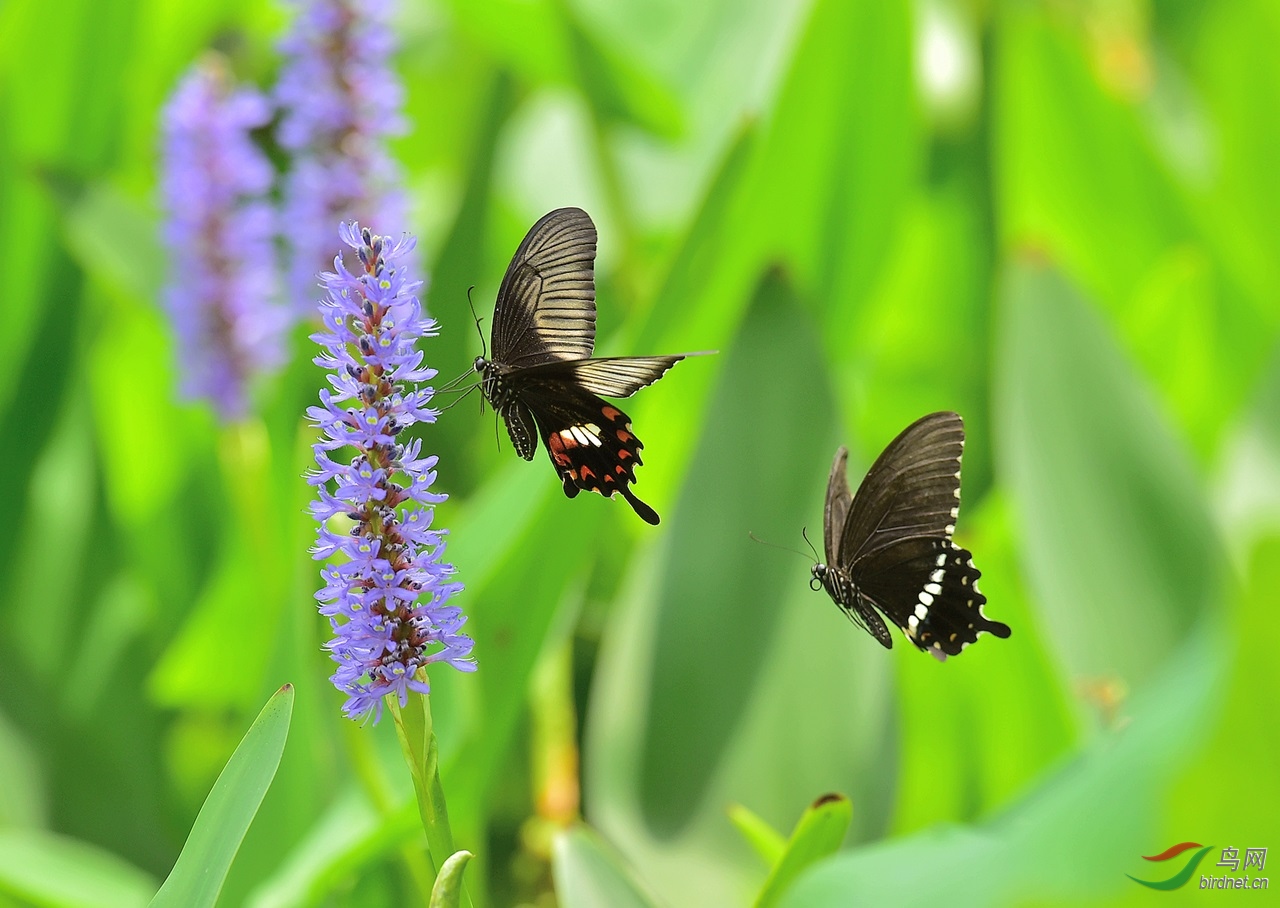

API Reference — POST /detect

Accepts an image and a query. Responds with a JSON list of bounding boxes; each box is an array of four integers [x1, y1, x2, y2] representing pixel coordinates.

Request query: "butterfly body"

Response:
[[815, 411, 1011, 659], [475, 207, 697, 525]]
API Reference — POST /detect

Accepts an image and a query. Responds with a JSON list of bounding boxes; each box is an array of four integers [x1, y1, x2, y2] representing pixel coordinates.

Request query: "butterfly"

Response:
[[810, 411, 1011, 659], [473, 207, 701, 525]]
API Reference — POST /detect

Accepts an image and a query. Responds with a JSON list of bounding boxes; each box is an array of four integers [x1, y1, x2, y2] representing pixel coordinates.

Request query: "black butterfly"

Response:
[[473, 207, 698, 525], [810, 411, 1011, 659]]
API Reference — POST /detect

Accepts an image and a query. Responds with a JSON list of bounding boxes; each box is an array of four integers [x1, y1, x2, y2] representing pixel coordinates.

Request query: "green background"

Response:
[[1, 0, 1277, 905]]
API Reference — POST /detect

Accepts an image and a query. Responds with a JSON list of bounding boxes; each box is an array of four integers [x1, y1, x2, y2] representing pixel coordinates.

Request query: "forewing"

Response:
[[516, 355, 686, 398], [521, 382, 660, 524], [838, 412, 965, 568], [822, 447, 853, 567], [492, 207, 598, 368]]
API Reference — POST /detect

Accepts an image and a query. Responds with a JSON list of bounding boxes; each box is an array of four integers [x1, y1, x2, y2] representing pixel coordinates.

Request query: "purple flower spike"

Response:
[[276, 0, 413, 314], [160, 57, 286, 420], [308, 224, 473, 723]]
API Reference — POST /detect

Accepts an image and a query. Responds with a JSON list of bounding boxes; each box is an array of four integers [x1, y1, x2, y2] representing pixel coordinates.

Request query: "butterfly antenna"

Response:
[[748, 531, 818, 564], [800, 526, 821, 562], [436, 382, 482, 413], [438, 368, 479, 392], [466, 285, 487, 360]]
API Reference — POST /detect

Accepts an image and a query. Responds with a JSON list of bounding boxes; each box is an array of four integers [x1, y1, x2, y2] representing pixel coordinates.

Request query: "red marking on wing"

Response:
[[601, 405, 622, 421], [617, 448, 632, 460], [616, 429, 633, 443], [547, 432, 571, 466], [579, 465, 596, 481]]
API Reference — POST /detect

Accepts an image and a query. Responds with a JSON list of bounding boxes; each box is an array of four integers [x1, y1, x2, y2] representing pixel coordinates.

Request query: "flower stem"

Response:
[[389, 685, 472, 907]]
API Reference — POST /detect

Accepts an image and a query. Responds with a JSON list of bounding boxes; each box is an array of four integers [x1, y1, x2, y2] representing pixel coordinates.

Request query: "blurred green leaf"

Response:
[[0, 710, 46, 828], [995, 260, 1223, 687], [754, 0, 919, 308], [753, 794, 851, 908], [640, 267, 837, 834], [151, 684, 295, 908], [552, 826, 659, 908], [559, 3, 683, 140], [62, 181, 163, 302], [728, 804, 786, 867], [778, 623, 1229, 908], [0, 828, 156, 908], [890, 494, 1075, 834]]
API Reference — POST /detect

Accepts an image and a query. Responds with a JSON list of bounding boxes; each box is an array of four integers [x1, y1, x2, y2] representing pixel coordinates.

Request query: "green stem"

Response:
[[343, 721, 436, 901], [390, 686, 473, 908]]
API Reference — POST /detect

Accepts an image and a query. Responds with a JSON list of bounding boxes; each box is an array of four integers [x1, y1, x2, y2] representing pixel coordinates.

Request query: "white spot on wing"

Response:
[[930, 568, 945, 584], [924, 582, 942, 596]]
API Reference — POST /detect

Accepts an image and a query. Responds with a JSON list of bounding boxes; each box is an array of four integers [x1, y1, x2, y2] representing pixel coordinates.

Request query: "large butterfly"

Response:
[[811, 411, 1011, 659], [473, 207, 698, 525]]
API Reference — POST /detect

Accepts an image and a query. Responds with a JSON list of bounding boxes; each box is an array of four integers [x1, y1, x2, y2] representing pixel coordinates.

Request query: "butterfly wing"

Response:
[[518, 380, 660, 525], [838, 412, 1010, 657], [491, 207, 598, 368], [822, 446, 853, 567], [515, 355, 688, 398]]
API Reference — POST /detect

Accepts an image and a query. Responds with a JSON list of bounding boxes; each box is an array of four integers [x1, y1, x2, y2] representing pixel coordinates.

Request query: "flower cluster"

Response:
[[308, 224, 473, 722], [276, 0, 412, 314], [160, 58, 285, 420]]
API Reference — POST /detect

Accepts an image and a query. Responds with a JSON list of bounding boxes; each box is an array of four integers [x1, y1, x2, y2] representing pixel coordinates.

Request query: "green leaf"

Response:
[[552, 826, 658, 908], [389, 693, 457, 879], [778, 623, 1230, 907], [61, 180, 162, 302], [728, 804, 787, 867], [754, 794, 852, 908], [429, 851, 474, 908], [0, 828, 156, 908], [150, 684, 295, 908], [640, 267, 838, 835], [994, 260, 1223, 687]]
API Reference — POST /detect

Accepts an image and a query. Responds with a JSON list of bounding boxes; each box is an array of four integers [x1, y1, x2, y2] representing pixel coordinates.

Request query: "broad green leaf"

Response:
[[889, 494, 1075, 834], [442, 463, 603, 848], [640, 268, 838, 834], [994, 4, 1277, 452], [754, 794, 851, 908], [754, 0, 919, 309], [61, 181, 162, 302], [995, 261, 1222, 688], [0, 710, 44, 828], [151, 684, 295, 908], [0, 828, 155, 908], [552, 826, 659, 908], [779, 623, 1229, 907]]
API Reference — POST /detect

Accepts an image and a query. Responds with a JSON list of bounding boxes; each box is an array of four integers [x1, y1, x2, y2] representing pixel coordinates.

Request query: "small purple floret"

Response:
[[308, 224, 474, 723]]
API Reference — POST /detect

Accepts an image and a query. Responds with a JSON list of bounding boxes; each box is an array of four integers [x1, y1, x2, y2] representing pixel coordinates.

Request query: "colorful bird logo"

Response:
[[1127, 842, 1214, 890]]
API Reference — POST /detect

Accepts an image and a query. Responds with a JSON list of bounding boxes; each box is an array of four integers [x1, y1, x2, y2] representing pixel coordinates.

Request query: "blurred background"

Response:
[[1, 0, 1278, 905]]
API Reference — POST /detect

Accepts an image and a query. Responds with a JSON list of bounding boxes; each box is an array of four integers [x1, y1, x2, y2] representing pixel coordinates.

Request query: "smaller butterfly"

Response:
[[473, 207, 708, 524], [811, 411, 1011, 659]]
